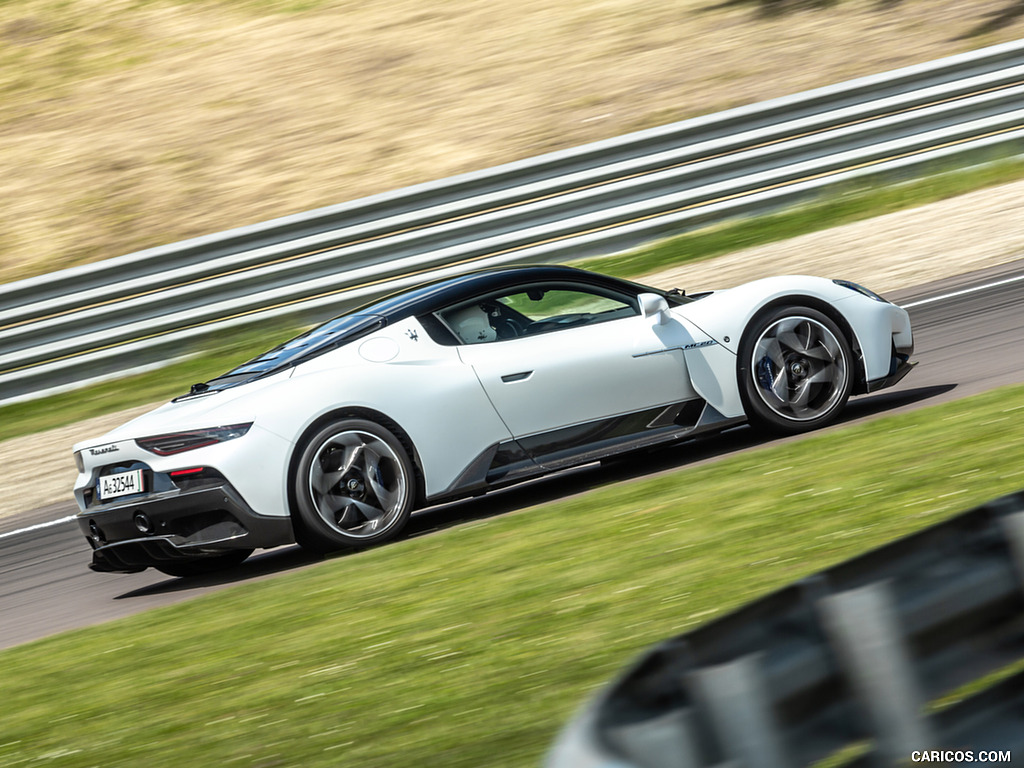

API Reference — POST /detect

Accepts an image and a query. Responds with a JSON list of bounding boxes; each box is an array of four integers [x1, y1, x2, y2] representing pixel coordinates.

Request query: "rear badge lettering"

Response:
[[89, 445, 120, 456]]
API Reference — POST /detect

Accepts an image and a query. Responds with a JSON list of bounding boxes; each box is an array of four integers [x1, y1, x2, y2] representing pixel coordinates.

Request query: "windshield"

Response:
[[177, 314, 385, 399]]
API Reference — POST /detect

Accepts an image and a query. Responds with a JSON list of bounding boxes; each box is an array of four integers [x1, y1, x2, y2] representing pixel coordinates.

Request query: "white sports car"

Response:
[[72, 265, 914, 576]]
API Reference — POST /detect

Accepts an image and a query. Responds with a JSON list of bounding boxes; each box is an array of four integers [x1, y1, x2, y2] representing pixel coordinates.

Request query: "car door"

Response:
[[439, 282, 710, 464]]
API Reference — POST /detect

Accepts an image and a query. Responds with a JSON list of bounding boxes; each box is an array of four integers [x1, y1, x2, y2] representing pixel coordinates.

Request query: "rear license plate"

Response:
[[98, 469, 144, 500]]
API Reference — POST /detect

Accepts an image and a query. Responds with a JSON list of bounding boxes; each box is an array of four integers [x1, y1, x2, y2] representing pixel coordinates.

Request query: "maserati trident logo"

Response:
[[89, 444, 120, 456]]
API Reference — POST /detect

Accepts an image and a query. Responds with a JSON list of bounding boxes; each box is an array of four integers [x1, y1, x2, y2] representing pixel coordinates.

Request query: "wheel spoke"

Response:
[[320, 491, 349, 515], [311, 464, 346, 494], [792, 379, 814, 413], [354, 499, 385, 521], [775, 329, 805, 354], [762, 338, 787, 369], [770, 364, 789, 401], [807, 363, 837, 386], [340, 443, 364, 476], [802, 344, 834, 362], [335, 501, 363, 528], [345, 498, 385, 522], [367, 472, 399, 513], [363, 445, 402, 513], [323, 495, 386, 526]]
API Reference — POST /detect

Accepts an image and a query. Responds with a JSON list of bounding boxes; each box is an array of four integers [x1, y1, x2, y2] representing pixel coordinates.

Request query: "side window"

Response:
[[438, 284, 639, 344], [497, 289, 626, 321]]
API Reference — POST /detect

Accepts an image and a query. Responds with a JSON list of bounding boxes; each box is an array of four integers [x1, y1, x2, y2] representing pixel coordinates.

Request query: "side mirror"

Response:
[[638, 293, 670, 325]]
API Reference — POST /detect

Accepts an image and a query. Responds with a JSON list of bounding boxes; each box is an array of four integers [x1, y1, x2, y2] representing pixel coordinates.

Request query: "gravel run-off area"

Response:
[[3, 178, 1024, 521]]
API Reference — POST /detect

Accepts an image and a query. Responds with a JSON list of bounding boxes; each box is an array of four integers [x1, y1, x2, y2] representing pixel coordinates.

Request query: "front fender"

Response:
[[673, 276, 854, 354], [672, 275, 908, 406]]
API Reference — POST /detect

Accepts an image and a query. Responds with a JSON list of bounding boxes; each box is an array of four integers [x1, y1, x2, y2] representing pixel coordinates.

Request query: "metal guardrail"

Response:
[[4, 40, 1024, 404], [545, 491, 1024, 768]]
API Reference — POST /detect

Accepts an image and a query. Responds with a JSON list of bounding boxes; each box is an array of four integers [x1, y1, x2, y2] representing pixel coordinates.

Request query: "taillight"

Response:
[[135, 423, 252, 456], [169, 467, 207, 478]]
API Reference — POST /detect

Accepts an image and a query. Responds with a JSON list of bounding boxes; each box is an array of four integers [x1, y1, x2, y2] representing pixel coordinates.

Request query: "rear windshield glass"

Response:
[[177, 314, 385, 399]]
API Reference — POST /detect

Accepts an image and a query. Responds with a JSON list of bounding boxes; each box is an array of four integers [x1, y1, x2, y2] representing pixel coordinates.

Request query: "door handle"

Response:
[[500, 371, 533, 383]]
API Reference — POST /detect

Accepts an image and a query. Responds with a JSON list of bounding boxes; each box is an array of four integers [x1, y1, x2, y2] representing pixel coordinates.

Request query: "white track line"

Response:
[[2, 272, 1022, 541], [0, 515, 76, 540], [902, 272, 1024, 308]]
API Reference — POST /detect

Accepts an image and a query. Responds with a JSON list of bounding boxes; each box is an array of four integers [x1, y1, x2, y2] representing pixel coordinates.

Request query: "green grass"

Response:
[[1, 384, 1023, 768], [578, 152, 1024, 279]]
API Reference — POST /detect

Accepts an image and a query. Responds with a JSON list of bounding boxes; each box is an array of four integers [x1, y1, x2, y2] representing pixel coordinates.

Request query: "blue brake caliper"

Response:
[[756, 356, 776, 392]]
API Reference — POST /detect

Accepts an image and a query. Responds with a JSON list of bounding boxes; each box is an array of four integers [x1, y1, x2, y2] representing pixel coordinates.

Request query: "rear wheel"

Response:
[[738, 306, 853, 435], [153, 548, 253, 578], [292, 418, 416, 554]]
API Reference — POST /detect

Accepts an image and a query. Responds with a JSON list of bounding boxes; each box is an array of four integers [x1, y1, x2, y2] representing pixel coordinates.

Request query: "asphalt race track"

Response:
[[1, 261, 1022, 650]]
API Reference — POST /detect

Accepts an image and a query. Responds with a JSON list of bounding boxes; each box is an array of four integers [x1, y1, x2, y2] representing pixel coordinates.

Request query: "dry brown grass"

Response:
[[2, 0, 1024, 285]]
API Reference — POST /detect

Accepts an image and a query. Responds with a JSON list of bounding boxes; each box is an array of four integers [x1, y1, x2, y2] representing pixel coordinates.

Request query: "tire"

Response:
[[153, 548, 253, 578], [292, 418, 416, 554], [737, 306, 853, 435]]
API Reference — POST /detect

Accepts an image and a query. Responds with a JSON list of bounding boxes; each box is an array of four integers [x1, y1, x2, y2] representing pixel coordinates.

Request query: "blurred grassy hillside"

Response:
[[3, 0, 1024, 284]]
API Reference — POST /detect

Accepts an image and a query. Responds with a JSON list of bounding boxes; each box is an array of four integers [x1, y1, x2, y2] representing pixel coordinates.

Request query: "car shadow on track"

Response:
[[118, 383, 956, 598], [843, 383, 957, 419], [115, 546, 324, 598]]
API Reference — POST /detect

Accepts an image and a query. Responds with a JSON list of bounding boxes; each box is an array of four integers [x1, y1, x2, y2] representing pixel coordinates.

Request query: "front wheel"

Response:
[[292, 418, 416, 554], [738, 306, 853, 435]]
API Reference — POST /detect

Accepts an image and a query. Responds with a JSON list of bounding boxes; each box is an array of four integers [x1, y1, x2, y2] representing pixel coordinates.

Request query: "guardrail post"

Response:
[[688, 653, 791, 768], [818, 581, 932, 764], [999, 508, 1024, 593], [608, 707, 706, 768]]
